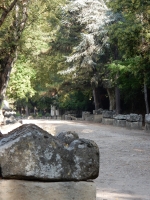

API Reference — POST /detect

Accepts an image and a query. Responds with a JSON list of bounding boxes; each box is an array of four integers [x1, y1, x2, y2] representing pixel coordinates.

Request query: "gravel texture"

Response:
[[1, 119, 150, 200]]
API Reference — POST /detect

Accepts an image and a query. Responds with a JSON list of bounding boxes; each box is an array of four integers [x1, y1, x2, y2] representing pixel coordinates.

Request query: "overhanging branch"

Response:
[[0, 0, 18, 27]]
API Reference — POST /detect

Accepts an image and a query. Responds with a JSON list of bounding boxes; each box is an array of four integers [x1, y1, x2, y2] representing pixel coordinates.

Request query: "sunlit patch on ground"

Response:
[[96, 189, 145, 200]]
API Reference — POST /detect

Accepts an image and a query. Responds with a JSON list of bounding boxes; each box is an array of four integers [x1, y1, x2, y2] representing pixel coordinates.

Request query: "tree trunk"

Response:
[[107, 88, 115, 111], [144, 82, 149, 114], [115, 86, 121, 114], [0, 0, 18, 27], [0, 56, 16, 109], [54, 106, 56, 118], [25, 105, 29, 117], [93, 87, 99, 110], [0, 0, 29, 107]]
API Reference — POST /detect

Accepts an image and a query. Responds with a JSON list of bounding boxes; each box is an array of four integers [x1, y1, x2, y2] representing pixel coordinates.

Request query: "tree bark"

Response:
[[107, 88, 115, 111], [93, 87, 99, 110], [0, 56, 16, 109], [25, 105, 29, 117], [0, 0, 18, 27], [115, 86, 121, 114], [144, 82, 149, 114], [0, 0, 29, 108]]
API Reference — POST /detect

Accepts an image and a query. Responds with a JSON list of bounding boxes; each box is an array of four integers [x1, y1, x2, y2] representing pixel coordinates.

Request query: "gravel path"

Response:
[[1, 119, 150, 200]]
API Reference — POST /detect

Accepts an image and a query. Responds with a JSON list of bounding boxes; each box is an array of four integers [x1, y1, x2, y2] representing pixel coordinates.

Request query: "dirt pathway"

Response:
[[1, 119, 150, 200]]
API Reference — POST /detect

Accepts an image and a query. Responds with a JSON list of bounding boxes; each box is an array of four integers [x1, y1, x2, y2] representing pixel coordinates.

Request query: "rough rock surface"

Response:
[[4, 115, 17, 125], [102, 110, 115, 118], [82, 112, 91, 120], [126, 113, 142, 122], [56, 131, 79, 145], [113, 119, 126, 127], [113, 114, 127, 120], [0, 124, 99, 181], [93, 108, 103, 115], [145, 114, 150, 123], [0, 180, 96, 200]]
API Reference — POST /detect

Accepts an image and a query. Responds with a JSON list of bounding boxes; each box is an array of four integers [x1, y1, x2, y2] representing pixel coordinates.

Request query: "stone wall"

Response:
[[81, 110, 144, 131]]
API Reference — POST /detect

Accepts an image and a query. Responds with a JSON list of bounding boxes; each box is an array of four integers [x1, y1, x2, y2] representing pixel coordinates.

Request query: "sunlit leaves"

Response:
[[7, 55, 36, 101]]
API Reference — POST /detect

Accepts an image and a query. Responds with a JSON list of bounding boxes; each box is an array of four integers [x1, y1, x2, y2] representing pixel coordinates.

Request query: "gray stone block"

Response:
[[113, 114, 127, 120], [0, 180, 96, 200], [145, 114, 150, 123], [0, 124, 99, 181], [126, 121, 143, 130], [93, 109, 103, 115], [93, 114, 102, 123], [82, 112, 91, 120], [57, 116, 62, 120], [85, 114, 94, 121], [102, 118, 113, 125], [65, 115, 71, 120], [113, 119, 126, 127], [126, 114, 142, 122], [145, 123, 150, 132], [102, 110, 115, 119], [4, 116, 17, 125]]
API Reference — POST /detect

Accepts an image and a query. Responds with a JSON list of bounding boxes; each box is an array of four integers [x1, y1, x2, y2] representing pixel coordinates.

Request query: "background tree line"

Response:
[[0, 0, 150, 116]]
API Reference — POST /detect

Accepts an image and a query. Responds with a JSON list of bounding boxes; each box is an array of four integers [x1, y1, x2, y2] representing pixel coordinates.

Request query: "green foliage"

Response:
[[58, 90, 92, 111], [108, 0, 150, 58], [7, 55, 36, 101], [0, 0, 149, 114]]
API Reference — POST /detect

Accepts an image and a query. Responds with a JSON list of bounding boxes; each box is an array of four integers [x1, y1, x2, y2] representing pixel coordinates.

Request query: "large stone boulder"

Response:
[[0, 124, 99, 181]]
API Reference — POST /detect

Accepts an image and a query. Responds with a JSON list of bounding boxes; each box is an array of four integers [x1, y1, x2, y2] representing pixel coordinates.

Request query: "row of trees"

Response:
[[0, 0, 150, 115]]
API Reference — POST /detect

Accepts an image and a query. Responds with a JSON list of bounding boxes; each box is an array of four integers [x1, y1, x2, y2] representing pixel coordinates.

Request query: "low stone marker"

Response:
[[113, 114, 127, 127], [3, 115, 17, 125], [126, 113, 143, 130], [82, 112, 94, 121], [0, 124, 99, 200], [93, 114, 102, 123], [145, 114, 150, 132], [102, 110, 115, 125]]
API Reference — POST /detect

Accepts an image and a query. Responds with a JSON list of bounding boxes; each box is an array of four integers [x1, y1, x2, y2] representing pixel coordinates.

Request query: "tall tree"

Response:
[[62, 0, 120, 110], [0, 0, 66, 111], [108, 0, 150, 113], [0, 0, 29, 109]]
